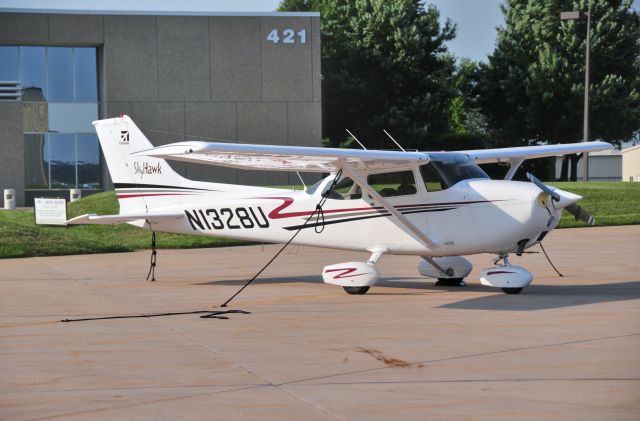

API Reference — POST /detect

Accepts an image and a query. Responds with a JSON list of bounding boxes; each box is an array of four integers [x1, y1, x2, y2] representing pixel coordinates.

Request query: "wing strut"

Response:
[[339, 161, 441, 251], [504, 159, 524, 180]]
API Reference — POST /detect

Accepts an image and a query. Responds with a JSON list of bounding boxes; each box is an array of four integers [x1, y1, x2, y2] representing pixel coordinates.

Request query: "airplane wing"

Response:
[[131, 141, 430, 172], [67, 211, 184, 225], [132, 140, 613, 170], [462, 141, 613, 164]]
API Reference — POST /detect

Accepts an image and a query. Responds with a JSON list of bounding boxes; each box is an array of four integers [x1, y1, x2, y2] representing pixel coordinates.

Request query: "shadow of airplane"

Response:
[[192, 275, 424, 286], [439, 280, 640, 311], [194, 275, 640, 311]]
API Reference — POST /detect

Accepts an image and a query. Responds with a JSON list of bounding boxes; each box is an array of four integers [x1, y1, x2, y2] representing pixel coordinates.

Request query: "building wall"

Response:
[[577, 155, 622, 181], [555, 155, 622, 181], [0, 102, 24, 206], [622, 146, 640, 182], [0, 11, 322, 206]]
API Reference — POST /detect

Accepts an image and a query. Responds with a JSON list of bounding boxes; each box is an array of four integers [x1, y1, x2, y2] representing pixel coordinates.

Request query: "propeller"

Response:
[[526, 173, 595, 225], [565, 203, 595, 225], [526, 172, 560, 201]]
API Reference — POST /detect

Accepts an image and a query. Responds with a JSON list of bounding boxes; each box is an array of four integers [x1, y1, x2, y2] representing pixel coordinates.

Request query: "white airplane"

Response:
[[69, 115, 612, 295]]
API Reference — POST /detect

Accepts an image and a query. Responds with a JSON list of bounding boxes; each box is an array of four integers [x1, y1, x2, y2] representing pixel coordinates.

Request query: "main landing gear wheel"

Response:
[[501, 287, 523, 294], [343, 286, 370, 295], [435, 278, 467, 287]]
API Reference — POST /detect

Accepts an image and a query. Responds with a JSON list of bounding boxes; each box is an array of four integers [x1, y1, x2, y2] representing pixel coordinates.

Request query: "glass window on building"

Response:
[[75, 48, 98, 103], [47, 47, 74, 102], [24, 134, 48, 189], [77, 134, 101, 189], [49, 134, 76, 188], [20, 47, 47, 99], [0, 46, 19, 81], [14, 45, 102, 193], [24, 133, 101, 190]]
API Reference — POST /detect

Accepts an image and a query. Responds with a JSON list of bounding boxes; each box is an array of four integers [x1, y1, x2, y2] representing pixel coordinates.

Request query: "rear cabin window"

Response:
[[367, 170, 417, 197]]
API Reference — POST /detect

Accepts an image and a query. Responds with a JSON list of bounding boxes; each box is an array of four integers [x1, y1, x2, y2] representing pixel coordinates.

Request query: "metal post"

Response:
[[582, 10, 591, 182], [561, 9, 593, 182]]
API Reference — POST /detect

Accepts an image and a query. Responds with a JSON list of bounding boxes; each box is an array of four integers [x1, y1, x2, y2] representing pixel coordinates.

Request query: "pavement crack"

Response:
[[291, 378, 640, 385], [277, 332, 640, 386]]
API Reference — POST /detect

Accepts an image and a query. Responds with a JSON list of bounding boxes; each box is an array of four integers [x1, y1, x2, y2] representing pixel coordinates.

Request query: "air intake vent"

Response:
[[0, 81, 22, 101]]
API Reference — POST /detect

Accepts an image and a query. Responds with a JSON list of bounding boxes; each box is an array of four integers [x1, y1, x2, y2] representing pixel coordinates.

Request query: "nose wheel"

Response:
[[343, 286, 370, 295], [480, 253, 533, 294], [435, 278, 467, 287]]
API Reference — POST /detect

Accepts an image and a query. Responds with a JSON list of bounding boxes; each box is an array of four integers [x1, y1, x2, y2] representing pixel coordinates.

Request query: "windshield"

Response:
[[421, 154, 489, 190], [305, 177, 326, 195]]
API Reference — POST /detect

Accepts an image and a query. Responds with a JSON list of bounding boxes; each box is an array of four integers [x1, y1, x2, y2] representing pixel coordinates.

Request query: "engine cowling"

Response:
[[480, 266, 532, 288], [322, 262, 379, 287], [418, 256, 473, 279]]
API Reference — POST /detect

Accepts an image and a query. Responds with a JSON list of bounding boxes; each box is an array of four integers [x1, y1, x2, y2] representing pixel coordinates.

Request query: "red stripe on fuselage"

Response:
[[324, 267, 372, 279], [262, 197, 375, 219]]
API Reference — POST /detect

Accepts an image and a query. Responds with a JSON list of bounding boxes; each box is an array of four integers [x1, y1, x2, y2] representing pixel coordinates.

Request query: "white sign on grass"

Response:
[[34, 198, 67, 226]]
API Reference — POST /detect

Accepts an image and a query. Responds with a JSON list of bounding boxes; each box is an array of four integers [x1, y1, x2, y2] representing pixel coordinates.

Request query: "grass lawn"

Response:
[[549, 182, 640, 228], [0, 192, 248, 258], [0, 182, 638, 258]]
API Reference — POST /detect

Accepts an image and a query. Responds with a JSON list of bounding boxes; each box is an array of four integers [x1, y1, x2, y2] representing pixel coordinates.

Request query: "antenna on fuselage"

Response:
[[383, 129, 406, 152], [295, 172, 307, 189], [345, 129, 367, 150]]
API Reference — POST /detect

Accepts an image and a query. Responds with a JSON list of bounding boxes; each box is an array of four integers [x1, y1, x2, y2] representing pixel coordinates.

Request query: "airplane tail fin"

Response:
[[93, 115, 191, 213]]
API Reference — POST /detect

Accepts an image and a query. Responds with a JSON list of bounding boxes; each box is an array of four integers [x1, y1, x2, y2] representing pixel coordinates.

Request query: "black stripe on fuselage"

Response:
[[312, 204, 458, 222], [283, 207, 457, 231], [114, 183, 216, 191]]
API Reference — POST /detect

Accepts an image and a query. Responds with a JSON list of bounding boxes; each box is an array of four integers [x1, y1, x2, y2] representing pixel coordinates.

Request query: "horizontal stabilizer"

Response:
[[67, 211, 184, 225]]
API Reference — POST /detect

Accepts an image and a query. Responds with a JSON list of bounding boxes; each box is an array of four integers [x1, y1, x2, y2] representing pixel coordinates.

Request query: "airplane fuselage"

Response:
[[126, 178, 558, 257]]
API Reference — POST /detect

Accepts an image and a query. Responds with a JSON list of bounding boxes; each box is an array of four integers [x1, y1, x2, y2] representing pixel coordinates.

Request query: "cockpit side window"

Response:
[[420, 163, 445, 192], [332, 177, 361, 199], [366, 170, 417, 197]]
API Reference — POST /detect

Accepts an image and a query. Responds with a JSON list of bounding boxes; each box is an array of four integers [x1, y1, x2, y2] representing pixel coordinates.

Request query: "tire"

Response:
[[435, 278, 466, 287], [343, 286, 370, 295], [501, 287, 523, 294]]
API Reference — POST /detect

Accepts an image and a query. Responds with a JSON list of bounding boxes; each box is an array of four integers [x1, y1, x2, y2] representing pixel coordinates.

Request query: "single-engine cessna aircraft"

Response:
[[69, 115, 612, 295]]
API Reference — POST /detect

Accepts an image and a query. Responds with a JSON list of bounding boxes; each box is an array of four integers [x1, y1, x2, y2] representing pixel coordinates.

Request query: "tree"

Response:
[[449, 59, 489, 137], [279, 0, 457, 150], [277, 0, 320, 11], [478, 0, 640, 180]]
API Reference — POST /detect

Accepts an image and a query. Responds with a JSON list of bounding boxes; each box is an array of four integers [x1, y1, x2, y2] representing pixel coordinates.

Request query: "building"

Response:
[[622, 144, 640, 182], [555, 149, 622, 181], [0, 8, 321, 207]]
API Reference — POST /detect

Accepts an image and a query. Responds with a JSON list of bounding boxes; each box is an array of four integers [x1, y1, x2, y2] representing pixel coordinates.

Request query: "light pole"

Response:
[[560, 9, 591, 181]]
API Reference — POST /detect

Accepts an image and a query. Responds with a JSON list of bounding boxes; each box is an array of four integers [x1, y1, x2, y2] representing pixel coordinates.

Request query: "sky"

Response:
[[428, 0, 505, 62], [1, 0, 638, 62]]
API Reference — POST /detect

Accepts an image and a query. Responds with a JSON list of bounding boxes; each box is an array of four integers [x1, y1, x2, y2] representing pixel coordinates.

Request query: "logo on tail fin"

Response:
[[133, 162, 162, 178], [120, 131, 130, 144]]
